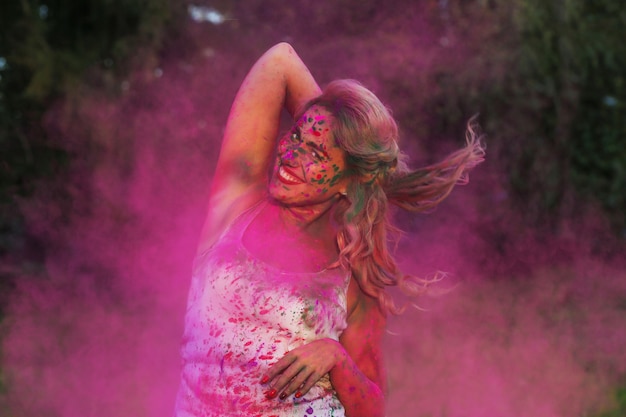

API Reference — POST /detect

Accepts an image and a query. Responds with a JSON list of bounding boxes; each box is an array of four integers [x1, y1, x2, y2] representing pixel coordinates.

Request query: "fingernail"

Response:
[[264, 389, 278, 399], [279, 392, 287, 400], [295, 391, 302, 398], [260, 375, 269, 384]]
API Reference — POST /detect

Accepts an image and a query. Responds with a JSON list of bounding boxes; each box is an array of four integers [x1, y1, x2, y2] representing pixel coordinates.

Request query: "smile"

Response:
[[277, 165, 305, 185]]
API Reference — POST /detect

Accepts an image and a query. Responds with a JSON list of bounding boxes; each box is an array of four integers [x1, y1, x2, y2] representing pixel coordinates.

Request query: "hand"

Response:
[[260, 338, 346, 400]]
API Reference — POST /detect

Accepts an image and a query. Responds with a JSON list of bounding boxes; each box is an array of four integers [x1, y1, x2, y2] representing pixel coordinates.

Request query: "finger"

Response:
[[295, 372, 322, 398], [262, 353, 296, 384], [272, 361, 307, 394], [279, 368, 312, 400]]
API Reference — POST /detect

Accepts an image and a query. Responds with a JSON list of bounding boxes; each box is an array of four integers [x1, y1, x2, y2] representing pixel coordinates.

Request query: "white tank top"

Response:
[[174, 201, 349, 417]]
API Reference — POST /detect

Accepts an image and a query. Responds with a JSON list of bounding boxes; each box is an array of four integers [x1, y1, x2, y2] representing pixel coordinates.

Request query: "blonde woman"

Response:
[[174, 42, 484, 417]]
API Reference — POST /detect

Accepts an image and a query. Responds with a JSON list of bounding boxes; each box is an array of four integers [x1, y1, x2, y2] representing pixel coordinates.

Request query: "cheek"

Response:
[[304, 164, 331, 184], [277, 136, 290, 154], [328, 171, 345, 187]]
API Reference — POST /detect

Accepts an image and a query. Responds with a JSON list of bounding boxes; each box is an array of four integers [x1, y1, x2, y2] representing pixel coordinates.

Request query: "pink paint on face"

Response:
[[268, 105, 349, 207]]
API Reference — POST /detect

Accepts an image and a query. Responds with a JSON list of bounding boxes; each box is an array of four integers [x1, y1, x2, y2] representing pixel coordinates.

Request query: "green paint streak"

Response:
[[347, 187, 365, 222], [329, 173, 342, 186]]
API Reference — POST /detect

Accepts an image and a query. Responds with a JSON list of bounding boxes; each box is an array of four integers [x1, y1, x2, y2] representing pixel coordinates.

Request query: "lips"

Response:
[[277, 165, 305, 185]]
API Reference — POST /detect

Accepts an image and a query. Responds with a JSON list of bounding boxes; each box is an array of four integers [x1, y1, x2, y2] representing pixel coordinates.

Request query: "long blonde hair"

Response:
[[301, 80, 485, 314]]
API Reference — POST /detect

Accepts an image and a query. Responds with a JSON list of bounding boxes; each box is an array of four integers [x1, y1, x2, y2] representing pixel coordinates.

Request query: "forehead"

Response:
[[301, 105, 332, 120], [298, 105, 336, 146]]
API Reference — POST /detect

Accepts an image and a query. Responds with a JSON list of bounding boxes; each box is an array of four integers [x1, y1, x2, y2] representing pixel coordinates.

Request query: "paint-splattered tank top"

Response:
[[174, 201, 349, 417]]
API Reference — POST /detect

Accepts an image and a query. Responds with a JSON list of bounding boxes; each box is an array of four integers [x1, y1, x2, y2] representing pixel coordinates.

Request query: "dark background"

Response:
[[1, 1, 625, 416]]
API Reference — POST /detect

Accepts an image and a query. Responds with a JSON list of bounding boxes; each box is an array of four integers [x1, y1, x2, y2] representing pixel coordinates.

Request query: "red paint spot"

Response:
[[228, 317, 237, 323], [259, 309, 269, 315], [244, 341, 253, 346], [223, 352, 233, 360], [259, 354, 274, 360], [311, 130, 321, 136]]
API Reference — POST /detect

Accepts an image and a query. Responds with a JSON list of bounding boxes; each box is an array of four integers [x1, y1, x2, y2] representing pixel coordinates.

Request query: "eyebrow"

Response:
[[305, 141, 330, 158]]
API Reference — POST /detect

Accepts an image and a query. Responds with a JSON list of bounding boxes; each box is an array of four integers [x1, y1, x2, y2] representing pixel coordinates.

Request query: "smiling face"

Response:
[[268, 105, 350, 207]]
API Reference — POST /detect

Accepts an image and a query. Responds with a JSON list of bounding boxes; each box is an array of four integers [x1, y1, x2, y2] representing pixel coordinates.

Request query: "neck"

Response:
[[244, 198, 343, 273], [270, 198, 340, 237]]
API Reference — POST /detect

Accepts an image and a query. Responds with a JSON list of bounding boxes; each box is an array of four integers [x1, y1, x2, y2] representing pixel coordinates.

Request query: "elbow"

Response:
[[261, 42, 297, 72], [269, 41, 296, 58], [345, 405, 385, 417], [343, 390, 385, 417], [274, 41, 294, 51]]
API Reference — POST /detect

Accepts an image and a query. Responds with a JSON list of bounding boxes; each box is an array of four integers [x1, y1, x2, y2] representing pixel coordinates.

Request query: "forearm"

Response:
[[216, 43, 320, 182], [224, 42, 319, 138], [259, 42, 321, 107], [261, 336, 385, 416], [276, 43, 321, 117], [330, 344, 385, 417]]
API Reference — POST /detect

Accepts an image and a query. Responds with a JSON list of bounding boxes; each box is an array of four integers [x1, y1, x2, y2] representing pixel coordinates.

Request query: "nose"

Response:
[[280, 149, 299, 167]]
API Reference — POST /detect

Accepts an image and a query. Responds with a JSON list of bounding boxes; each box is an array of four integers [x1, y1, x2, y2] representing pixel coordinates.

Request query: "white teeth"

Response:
[[279, 166, 300, 183]]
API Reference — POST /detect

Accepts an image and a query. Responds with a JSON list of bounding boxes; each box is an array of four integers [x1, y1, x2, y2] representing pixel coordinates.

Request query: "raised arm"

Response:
[[198, 43, 321, 252]]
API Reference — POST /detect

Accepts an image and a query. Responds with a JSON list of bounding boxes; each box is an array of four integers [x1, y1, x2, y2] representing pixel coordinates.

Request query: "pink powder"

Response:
[[2, 4, 624, 417]]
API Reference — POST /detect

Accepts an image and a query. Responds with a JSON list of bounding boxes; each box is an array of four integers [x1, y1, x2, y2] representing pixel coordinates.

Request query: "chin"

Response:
[[267, 184, 293, 205], [268, 179, 339, 208], [268, 191, 301, 206]]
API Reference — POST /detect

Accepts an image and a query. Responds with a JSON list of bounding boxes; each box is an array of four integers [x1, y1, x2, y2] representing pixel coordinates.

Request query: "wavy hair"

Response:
[[300, 80, 485, 315]]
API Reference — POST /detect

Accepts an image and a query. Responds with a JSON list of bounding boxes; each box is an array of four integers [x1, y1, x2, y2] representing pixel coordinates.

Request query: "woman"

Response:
[[174, 43, 484, 417]]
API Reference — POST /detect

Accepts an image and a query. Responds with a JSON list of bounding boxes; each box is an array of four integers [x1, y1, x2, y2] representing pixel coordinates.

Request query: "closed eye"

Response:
[[306, 141, 329, 161], [290, 128, 301, 142]]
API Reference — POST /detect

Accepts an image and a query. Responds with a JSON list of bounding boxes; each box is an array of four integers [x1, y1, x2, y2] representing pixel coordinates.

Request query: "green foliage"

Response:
[[594, 382, 626, 417], [0, 0, 176, 245], [0, 4, 178, 412], [516, 0, 626, 230], [427, 0, 626, 232]]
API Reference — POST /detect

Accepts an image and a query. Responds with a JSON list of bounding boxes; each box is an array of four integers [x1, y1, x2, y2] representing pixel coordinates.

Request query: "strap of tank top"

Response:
[[233, 199, 267, 241]]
